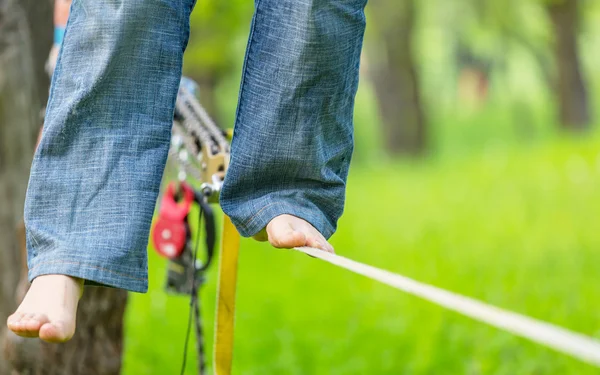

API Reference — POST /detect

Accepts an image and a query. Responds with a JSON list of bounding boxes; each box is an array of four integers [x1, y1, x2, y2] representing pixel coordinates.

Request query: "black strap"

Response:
[[195, 195, 216, 272], [179, 192, 218, 375]]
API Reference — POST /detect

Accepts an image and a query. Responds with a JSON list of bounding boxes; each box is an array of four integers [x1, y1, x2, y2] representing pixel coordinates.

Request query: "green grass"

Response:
[[122, 130, 600, 374]]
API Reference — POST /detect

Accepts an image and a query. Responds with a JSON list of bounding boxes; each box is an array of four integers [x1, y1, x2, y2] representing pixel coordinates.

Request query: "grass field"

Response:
[[121, 126, 600, 374]]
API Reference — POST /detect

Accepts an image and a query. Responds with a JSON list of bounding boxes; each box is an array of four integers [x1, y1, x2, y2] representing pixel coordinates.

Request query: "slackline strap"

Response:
[[213, 237, 600, 373], [293, 246, 600, 368]]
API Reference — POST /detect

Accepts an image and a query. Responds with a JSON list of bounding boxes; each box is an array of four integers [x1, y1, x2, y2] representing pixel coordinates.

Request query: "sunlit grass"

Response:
[[122, 129, 600, 374]]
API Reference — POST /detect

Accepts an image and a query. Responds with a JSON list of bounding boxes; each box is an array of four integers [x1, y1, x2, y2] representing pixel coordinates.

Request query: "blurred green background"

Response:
[[122, 0, 600, 374]]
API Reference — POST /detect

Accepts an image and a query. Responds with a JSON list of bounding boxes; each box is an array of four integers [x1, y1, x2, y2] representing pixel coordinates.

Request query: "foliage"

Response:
[[122, 102, 600, 373], [92, 3, 600, 371], [182, 0, 253, 80], [127, 1, 600, 370]]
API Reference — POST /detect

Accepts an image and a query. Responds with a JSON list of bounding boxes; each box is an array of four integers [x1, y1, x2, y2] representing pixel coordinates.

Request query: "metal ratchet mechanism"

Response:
[[171, 81, 241, 375], [151, 78, 233, 375], [171, 81, 231, 203]]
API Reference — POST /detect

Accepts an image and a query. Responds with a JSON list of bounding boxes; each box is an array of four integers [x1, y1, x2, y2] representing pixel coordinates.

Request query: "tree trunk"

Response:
[[20, 0, 53, 108], [0, 1, 129, 374], [546, 0, 591, 131], [368, 0, 427, 156], [0, 2, 42, 373]]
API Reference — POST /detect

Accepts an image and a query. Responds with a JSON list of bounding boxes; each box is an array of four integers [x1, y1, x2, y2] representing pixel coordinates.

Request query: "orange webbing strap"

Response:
[[213, 215, 241, 375]]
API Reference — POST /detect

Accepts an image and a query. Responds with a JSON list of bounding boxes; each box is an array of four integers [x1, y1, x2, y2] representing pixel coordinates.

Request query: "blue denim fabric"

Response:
[[25, 0, 367, 293], [221, 0, 368, 239]]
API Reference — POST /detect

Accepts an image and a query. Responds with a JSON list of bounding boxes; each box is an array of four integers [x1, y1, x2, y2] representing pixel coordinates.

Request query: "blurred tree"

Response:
[[0, 1, 128, 374], [545, 0, 590, 130], [183, 0, 253, 121], [455, 41, 492, 110], [367, 0, 427, 156], [454, 0, 591, 130], [459, 0, 553, 86], [0, 0, 48, 373]]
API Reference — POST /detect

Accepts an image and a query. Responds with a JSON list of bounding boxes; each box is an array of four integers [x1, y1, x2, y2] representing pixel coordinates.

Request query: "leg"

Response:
[[8, 0, 195, 342], [221, 0, 368, 250]]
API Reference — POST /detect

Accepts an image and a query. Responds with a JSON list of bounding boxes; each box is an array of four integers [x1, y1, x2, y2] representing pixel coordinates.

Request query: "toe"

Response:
[[6, 312, 26, 329], [267, 221, 307, 249], [23, 313, 46, 332], [265, 214, 335, 251], [266, 216, 309, 249], [306, 236, 335, 254], [271, 229, 307, 249], [40, 321, 74, 343], [7, 312, 47, 338], [18, 313, 35, 329]]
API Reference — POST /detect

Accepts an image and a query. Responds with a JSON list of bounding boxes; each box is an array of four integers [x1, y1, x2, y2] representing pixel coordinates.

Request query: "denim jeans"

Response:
[[25, 0, 367, 293]]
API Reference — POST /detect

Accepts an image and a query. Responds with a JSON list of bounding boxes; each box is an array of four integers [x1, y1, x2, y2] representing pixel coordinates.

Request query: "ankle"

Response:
[[31, 274, 84, 297]]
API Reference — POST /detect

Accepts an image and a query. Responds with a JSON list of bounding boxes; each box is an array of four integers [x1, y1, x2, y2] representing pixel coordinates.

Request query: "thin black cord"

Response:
[[195, 291, 207, 374], [180, 205, 204, 375]]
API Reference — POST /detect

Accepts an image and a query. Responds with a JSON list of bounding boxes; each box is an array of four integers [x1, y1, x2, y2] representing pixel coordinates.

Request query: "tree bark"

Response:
[[368, 0, 427, 156], [0, 4, 42, 374], [0, 1, 129, 374], [20, 0, 53, 107], [546, 0, 591, 130]]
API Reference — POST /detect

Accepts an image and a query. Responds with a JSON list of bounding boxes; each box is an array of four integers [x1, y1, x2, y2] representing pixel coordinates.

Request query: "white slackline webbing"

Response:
[[293, 246, 600, 367]]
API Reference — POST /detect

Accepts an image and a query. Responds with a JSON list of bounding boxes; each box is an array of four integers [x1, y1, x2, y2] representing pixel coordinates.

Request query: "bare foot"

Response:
[[6, 275, 84, 343], [253, 214, 335, 253]]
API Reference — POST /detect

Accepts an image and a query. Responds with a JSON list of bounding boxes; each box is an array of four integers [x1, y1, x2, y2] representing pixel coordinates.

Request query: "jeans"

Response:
[[25, 0, 367, 293]]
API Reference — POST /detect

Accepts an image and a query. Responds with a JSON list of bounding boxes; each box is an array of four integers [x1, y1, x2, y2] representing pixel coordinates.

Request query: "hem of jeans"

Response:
[[231, 201, 335, 240], [28, 259, 148, 293]]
